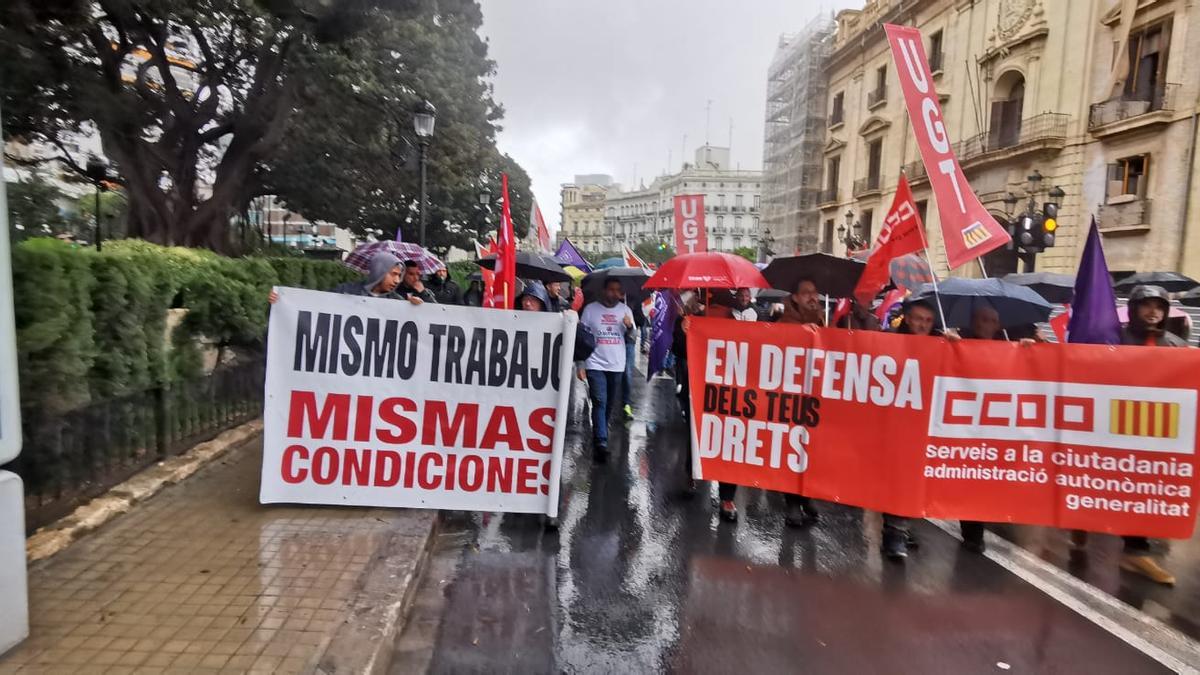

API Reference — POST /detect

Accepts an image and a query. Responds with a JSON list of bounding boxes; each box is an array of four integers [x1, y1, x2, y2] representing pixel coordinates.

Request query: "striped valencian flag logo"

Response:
[[960, 222, 993, 248], [1109, 400, 1181, 439]]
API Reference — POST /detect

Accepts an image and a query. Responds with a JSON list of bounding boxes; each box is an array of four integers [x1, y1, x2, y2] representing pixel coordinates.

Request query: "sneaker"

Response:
[[623, 404, 634, 420], [593, 444, 609, 463], [1120, 554, 1175, 586], [883, 531, 909, 561], [720, 500, 738, 522]]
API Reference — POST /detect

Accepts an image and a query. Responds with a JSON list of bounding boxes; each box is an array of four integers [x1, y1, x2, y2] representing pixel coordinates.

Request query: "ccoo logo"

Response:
[[929, 377, 1196, 454]]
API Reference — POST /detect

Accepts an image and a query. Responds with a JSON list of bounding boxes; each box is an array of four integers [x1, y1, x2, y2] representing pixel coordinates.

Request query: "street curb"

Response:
[[315, 510, 441, 675], [25, 419, 264, 563]]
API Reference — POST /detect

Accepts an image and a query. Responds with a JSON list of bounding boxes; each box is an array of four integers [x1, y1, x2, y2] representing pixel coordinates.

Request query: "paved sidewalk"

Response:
[[0, 436, 435, 674]]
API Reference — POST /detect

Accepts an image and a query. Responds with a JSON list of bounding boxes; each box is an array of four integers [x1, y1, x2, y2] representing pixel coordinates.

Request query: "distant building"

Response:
[[561, 149, 762, 255], [251, 196, 356, 259], [760, 17, 836, 256], [559, 175, 612, 252]]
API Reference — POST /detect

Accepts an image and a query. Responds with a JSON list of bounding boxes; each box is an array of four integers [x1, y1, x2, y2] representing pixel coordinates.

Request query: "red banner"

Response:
[[686, 318, 1200, 538], [885, 24, 1010, 269], [854, 175, 926, 304], [674, 195, 708, 254]]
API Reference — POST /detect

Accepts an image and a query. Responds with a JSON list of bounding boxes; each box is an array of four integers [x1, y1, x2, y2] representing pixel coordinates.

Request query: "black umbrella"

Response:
[[911, 278, 1053, 328], [755, 288, 790, 302], [1113, 271, 1199, 295], [581, 267, 652, 304], [1179, 287, 1200, 307], [477, 251, 572, 283], [1003, 272, 1075, 304], [762, 253, 865, 299]]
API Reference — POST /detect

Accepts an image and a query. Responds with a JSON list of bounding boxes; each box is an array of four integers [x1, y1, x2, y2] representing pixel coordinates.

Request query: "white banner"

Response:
[[261, 288, 578, 517]]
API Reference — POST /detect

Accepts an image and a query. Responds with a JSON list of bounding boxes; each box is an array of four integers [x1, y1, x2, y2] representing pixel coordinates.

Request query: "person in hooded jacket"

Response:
[[517, 280, 552, 312], [428, 264, 462, 305], [1068, 284, 1184, 585], [267, 251, 419, 304]]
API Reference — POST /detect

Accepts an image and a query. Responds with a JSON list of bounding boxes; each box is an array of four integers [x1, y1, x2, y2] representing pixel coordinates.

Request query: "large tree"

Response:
[[1, 0, 520, 252], [265, 0, 530, 251]]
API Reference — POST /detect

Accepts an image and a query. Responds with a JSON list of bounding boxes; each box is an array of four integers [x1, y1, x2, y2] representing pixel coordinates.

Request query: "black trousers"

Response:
[[679, 357, 736, 502]]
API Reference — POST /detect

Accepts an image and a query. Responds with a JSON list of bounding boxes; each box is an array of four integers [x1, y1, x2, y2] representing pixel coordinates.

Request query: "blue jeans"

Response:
[[623, 339, 636, 407], [586, 370, 623, 447]]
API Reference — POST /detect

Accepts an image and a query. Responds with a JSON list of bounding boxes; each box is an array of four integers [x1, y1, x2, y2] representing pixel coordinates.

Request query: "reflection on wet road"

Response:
[[418, 370, 1172, 674]]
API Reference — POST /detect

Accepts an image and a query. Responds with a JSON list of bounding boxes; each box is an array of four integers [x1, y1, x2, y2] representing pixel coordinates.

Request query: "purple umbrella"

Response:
[[343, 241, 442, 275]]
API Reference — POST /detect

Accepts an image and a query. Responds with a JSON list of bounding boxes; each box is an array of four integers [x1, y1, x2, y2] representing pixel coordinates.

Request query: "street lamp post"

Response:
[[85, 156, 110, 251], [413, 99, 437, 247], [837, 209, 866, 255]]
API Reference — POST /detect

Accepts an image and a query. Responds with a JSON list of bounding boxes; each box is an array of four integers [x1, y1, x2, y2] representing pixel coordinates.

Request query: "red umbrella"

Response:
[[644, 252, 770, 290]]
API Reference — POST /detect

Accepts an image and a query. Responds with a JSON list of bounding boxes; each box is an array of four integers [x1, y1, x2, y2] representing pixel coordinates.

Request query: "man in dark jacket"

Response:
[[1092, 284, 1184, 585], [883, 298, 960, 560], [545, 281, 567, 313], [775, 278, 824, 528], [395, 260, 437, 304], [428, 265, 461, 305], [463, 277, 485, 307]]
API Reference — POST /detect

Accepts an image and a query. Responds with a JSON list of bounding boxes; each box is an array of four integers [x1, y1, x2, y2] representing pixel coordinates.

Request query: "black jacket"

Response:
[[428, 277, 461, 305], [396, 282, 437, 304]]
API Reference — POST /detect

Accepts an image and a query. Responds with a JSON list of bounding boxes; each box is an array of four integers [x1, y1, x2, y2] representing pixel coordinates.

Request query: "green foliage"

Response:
[[6, 176, 73, 240], [633, 241, 674, 266], [447, 259, 480, 289], [11, 238, 96, 415], [11, 238, 355, 413], [733, 246, 758, 262], [266, 1, 534, 252]]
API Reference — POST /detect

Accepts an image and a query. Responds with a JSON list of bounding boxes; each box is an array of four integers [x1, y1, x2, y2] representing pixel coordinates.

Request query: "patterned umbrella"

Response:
[[343, 241, 442, 275], [889, 253, 935, 291]]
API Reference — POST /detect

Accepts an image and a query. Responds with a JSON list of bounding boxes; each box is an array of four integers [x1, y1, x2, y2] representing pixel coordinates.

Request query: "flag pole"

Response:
[[908, 172, 949, 334]]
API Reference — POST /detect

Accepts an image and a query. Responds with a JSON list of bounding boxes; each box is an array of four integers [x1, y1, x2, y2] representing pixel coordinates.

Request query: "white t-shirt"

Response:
[[580, 302, 634, 372], [732, 306, 758, 322]]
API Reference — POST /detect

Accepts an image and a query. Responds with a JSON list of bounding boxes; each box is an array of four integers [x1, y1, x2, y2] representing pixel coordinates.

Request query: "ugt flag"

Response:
[[854, 174, 926, 305]]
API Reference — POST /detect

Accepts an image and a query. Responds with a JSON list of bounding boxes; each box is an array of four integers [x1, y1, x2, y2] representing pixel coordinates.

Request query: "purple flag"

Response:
[[554, 238, 593, 274], [647, 291, 678, 380], [1066, 217, 1121, 345], [394, 224, 403, 242]]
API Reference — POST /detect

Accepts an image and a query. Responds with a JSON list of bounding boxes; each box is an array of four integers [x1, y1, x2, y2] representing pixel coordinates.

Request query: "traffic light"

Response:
[[1042, 202, 1058, 249], [1017, 215, 1036, 249]]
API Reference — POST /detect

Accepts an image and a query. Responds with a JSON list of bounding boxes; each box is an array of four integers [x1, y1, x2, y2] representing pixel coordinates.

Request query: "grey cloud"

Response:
[[478, 0, 860, 231]]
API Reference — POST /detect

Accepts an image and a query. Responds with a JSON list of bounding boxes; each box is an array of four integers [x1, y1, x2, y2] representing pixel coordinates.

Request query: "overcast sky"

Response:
[[477, 0, 859, 232]]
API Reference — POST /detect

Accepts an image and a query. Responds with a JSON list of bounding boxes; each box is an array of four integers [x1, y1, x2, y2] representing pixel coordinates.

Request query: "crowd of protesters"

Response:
[[271, 250, 1188, 587]]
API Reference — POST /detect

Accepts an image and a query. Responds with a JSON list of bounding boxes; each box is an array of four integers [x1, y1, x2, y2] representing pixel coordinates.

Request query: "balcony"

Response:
[[853, 175, 882, 198], [955, 113, 1069, 170], [867, 86, 887, 110], [818, 188, 839, 206], [731, 206, 746, 213], [901, 160, 927, 185], [1098, 197, 1152, 234], [1088, 84, 1179, 137]]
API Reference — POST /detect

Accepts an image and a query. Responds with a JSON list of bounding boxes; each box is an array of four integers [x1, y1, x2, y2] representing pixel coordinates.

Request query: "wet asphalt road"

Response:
[[398, 364, 1173, 674]]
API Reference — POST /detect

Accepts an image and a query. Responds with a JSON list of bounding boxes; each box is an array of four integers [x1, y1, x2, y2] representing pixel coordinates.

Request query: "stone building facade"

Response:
[[813, 0, 1200, 278], [559, 176, 611, 253], [561, 147, 763, 254]]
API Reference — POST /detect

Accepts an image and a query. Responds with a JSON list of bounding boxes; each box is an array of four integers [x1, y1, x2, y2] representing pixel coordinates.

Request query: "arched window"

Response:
[[990, 73, 1025, 149]]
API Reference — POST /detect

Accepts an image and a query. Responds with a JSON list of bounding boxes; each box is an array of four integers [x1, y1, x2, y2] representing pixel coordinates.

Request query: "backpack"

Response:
[[573, 323, 597, 362]]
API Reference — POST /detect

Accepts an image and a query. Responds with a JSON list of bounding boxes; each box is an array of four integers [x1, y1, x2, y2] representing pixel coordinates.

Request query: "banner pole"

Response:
[[545, 311, 578, 519]]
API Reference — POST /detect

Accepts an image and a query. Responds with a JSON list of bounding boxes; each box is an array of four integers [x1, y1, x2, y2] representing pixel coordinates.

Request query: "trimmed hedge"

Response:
[[11, 238, 359, 415]]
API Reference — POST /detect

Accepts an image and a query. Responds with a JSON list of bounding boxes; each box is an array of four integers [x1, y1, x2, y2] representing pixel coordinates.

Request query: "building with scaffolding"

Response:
[[760, 16, 836, 256]]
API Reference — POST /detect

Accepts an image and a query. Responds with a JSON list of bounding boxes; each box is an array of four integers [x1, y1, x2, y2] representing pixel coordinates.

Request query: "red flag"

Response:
[[673, 195, 708, 254], [832, 298, 852, 326], [492, 173, 517, 309], [531, 199, 551, 253], [885, 24, 1010, 268], [623, 244, 650, 269], [475, 240, 498, 308], [875, 288, 906, 323], [854, 175, 927, 305], [1050, 305, 1071, 343]]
